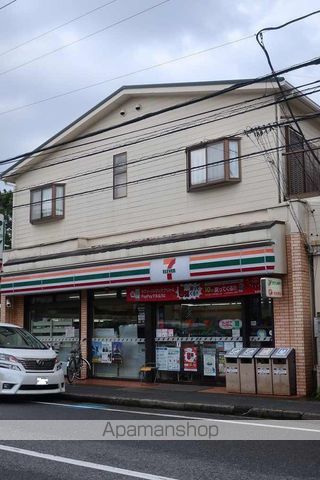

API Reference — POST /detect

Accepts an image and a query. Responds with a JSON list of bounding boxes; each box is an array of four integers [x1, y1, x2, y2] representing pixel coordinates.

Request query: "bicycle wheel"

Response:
[[67, 358, 77, 384], [78, 357, 91, 380], [81, 357, 91, 371]]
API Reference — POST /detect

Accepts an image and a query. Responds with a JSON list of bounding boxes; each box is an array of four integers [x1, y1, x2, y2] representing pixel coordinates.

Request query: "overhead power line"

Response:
[[0, 34, 254, 117], [2, 55, 320, 169], [0, 0, 16, 11], [12, 132, 320, 210], [256, 9, 320, 168], [0, 0, 118, 57], [4, 81, 320, 180], [0, 0, 171, 77], [12, 115, 320, 196]]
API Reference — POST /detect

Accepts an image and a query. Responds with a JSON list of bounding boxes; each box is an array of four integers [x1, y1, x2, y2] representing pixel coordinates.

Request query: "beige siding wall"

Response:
[[11, 90, 281, 251]]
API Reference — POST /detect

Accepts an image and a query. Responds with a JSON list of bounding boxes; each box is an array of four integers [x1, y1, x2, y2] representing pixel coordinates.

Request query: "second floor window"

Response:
[[113, 152, 127, 199], [285, 127, 320, 198], [30, 184, 65, 223], [187, 138, 241, 190]]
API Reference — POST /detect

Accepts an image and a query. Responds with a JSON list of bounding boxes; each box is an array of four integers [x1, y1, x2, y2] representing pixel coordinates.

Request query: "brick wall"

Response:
[[0, 294, 24, 326], [273, 234, 314, 396]]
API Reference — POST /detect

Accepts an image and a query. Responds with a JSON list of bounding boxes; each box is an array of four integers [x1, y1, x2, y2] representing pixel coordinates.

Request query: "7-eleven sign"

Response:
[[150, 256, 190, 283], [162, 258, 176, 280]]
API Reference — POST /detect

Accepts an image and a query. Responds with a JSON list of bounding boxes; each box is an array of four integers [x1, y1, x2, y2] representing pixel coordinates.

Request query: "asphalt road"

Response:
[[0, 396, 319, 480]]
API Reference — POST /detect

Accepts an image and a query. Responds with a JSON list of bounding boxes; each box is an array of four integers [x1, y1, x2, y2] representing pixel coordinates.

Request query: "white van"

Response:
[[0, 323, 65, 395]]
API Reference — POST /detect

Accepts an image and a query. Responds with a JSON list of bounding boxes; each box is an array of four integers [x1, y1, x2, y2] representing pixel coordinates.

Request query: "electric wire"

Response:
[[256, 10, 320, 168], [12, 132, 320, 211], [0, 34, 255, 117], [2, 56, 320, 167], [13, 125, 320, 197], [0, 0, 118, 57], [0, 0, 16, 11], [0, 0, 171, 77], [4, 83, 320, 180]]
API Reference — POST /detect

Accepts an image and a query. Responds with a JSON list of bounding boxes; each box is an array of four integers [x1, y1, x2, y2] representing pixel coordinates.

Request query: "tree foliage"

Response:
[[0, 189, 13, 249]]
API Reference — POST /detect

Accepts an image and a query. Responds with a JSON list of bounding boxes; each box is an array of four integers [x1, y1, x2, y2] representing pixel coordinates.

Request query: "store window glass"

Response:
[[26, 293, 80, 369], [248, 297, 274, 346], [157, 302, 243, 338], [156, 300, 243, 383], [92, 290, 145, 379]]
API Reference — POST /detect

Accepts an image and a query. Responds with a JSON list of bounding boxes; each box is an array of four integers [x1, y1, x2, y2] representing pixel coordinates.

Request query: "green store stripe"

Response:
[[109, 268, 150, 278], [190, 256, 275, 271], [190, 259, 240, 270], [1, 268, 151, 290], [265, 256, 275, 262]]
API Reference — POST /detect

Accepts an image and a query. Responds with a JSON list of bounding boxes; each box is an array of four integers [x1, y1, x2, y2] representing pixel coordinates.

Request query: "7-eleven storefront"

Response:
[[0, 230, 315, 394], [0, 245, 278, 384]]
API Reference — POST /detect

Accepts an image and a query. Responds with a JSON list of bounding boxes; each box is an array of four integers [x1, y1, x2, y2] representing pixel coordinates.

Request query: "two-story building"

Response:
[[1, 79, 320, 395]]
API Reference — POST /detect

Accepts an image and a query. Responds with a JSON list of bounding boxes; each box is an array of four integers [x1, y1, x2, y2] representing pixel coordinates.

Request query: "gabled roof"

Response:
[[1, 77, 296, 181]]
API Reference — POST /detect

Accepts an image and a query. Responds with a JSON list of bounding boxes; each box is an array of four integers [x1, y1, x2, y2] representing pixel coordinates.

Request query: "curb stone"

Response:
[[301, 412, 320, 420], [245, 407, 302, 420], [62, 393, 309, 420]]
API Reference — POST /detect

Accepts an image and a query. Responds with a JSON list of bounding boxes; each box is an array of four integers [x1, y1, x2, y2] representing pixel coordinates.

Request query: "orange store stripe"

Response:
[[4, 261, 151, 283], [190, 248, 273, 262]]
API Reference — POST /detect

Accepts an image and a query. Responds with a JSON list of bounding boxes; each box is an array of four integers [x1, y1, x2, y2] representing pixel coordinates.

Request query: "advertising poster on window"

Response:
[[112, 341, 123, 364], [92, 340, 113, 364], [167, 347, 180, 372], [218, 352, 226, 375], [203, 348, 216, 376], [183, 346, 198, 372], [156, 347, 168, 371], [65, 326, 75, 338], [92, 340, 102, 364], [101, 341, 113, 364]]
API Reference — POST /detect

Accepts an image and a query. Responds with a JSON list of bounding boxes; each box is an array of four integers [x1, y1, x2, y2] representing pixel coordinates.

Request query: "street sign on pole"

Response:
[[260, 277, 282, 298]]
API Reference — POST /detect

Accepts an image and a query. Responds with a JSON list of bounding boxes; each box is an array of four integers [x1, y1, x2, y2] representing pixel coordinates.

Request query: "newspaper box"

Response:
[[239, 348, 259, 394], [225, 347, 243, 393], [255, 348, 275, 395], [271, 348, 296, 395]]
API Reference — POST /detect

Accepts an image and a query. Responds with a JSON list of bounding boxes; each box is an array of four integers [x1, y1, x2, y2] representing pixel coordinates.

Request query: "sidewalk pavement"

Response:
[[63, 379, 320, 420]]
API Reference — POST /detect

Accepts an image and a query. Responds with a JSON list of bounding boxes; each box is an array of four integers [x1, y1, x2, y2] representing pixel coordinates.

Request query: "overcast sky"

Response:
[[0, 0, 319, 174]]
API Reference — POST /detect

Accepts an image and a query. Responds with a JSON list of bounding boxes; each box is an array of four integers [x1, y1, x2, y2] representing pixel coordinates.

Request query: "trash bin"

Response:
[[239, 348, 260, 394], [225, 347, 243, 393], [255, 348, 275, 395], [271, 348, 296, 396]]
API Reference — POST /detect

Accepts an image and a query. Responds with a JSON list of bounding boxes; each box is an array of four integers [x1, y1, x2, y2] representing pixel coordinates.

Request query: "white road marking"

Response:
[[0, 444, 178, 480], [35, 401, 320, 434]]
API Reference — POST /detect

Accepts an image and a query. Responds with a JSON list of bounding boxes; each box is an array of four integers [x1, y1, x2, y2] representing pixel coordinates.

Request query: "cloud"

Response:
[[0, 0, 319, 165]]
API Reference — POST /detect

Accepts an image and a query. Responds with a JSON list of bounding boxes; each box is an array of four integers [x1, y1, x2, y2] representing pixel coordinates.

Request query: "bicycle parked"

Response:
[[66, 338, 91, 384]]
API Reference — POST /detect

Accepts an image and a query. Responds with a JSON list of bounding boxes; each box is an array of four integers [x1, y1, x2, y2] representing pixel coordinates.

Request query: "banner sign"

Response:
[[127, 277, 260, 302], [260, 277, 282, 298], [203, 348, 216, 376], [183, 346, 198, 372]]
